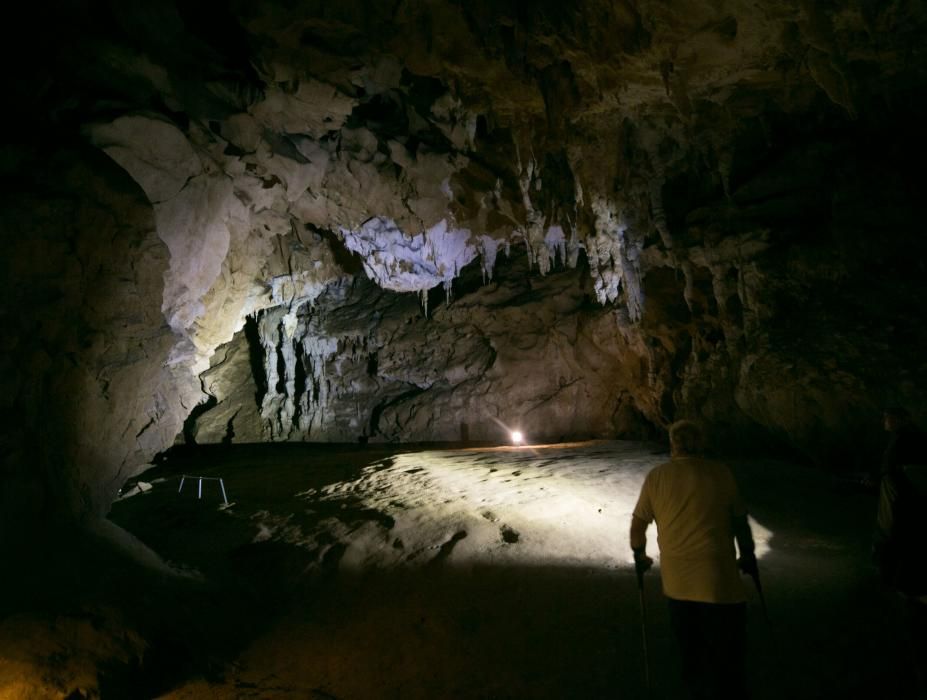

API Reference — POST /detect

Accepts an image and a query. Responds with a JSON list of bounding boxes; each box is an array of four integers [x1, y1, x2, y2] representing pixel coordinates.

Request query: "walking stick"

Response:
[[749, 569, 770, 626], [636, 567, 653, 696]]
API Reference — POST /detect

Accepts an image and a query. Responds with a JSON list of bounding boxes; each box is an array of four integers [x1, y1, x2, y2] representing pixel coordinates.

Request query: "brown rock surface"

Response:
[[2, 3, 927, 697], [2, 0, 926, 527]]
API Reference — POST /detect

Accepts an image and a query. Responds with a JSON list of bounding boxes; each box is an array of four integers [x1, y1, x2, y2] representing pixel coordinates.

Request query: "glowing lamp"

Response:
[[511, 430, 524, 445]]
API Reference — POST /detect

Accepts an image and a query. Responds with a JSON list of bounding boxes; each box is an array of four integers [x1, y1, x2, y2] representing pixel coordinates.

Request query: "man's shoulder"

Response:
[[646, 459, 676, 479]]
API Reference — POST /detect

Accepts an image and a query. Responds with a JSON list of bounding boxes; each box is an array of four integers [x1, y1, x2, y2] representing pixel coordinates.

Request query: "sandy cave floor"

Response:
[[4, 440, 918, 698]]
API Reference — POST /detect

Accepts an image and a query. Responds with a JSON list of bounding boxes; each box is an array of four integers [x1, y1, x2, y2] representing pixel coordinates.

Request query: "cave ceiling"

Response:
[[2, 0, 926, 524]]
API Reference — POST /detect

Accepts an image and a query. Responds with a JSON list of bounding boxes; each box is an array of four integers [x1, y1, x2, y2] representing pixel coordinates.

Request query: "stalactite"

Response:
[[253, 302, 341, 440], [258, 309, 285, 439], [565, 216, 581, 269], [617, 226, 644, 322], [718, 150, 733, 201], [589, 196, 645, 322], [648, 174, 675, 251], [516, 154, 554, 276], [278, 327, 298, 438], [478, 236, 496, 284], [296, 350, 311, 435], [680, 260, 696, 313], [299, 324, 338, 419]]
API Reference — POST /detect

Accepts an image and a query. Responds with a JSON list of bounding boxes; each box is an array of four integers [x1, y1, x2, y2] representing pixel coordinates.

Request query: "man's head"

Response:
[[883, 406, 910, 433], [669, 420, 706, 457]]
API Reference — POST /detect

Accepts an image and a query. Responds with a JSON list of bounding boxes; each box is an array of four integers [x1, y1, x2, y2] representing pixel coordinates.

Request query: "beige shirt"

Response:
[[633, 456, 748, 604]]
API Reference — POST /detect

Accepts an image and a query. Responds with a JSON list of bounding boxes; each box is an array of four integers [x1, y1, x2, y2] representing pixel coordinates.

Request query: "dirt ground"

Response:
[[2, 441, 920, 698]]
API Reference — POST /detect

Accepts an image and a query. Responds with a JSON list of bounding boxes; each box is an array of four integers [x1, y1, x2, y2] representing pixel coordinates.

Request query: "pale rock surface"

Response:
[[190, 326, 265, 445], [89, 115, 202, 203], [340, 217, 478, 294]]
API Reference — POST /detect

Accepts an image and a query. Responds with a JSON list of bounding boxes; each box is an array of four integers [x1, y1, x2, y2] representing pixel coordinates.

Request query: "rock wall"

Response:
[[0, 148, 199, 539], [190, 110, 927, 468], [192, 250, 655, 445], [3, 0, 927, 528]]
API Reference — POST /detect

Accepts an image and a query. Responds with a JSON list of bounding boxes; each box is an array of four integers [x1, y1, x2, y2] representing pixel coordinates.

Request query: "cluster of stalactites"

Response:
[[257, 304, 339, 440], [333, 146, 659, 327], [515, 152, 582, 278], [586, 196, 645, 322]]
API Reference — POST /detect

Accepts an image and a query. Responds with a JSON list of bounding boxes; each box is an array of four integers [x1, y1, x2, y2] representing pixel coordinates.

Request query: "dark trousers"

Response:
[[908, 598, 927, 699], [667, 598, 747, 700]]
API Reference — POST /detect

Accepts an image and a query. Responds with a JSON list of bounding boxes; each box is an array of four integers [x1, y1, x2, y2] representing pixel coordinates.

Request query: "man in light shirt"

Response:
[[630, 420, 756, 699]]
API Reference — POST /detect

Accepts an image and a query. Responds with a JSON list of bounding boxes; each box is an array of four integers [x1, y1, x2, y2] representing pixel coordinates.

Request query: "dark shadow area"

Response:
[[243, 315, 267, 405], [727, 458, 918, 698], [0, 523, 247, 698], [181, 395, 218, 445]]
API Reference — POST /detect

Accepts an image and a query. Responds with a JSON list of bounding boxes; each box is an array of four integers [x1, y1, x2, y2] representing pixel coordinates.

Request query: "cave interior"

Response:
[[1, 0, 926, 697]]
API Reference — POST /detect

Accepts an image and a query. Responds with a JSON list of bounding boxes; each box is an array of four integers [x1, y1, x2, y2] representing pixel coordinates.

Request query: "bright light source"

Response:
[[511, 430, 524, 445]]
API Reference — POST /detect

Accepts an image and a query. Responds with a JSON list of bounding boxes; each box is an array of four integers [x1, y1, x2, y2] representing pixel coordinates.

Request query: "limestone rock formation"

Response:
[[1, 149, 199, 528], [3, 0, 927, 535], [193, 252, 655, 445]]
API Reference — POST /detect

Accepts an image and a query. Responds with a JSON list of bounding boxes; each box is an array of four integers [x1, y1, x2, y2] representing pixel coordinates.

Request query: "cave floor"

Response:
[[96, 442, 919, 697]]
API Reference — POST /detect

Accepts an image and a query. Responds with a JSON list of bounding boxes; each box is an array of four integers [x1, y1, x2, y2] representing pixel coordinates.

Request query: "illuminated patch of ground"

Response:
[[94, 441, 916, 698], [258, 441, 772, 571]]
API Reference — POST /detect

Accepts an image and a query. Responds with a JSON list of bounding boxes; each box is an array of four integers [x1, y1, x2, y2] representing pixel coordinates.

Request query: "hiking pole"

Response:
[[749, 568, 770, 627], [636, 566, 652, 697]]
